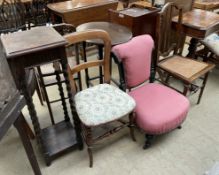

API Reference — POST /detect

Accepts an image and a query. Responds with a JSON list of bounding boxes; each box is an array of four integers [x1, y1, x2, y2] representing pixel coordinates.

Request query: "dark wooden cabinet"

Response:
[[109, 7, 159, 38]]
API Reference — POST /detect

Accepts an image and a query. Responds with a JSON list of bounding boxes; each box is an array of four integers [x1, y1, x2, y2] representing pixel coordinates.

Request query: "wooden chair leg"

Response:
[[35, 78, 44, 106], [129, 113, 136, 142], [14, 113, 41, 175], [197, 73, 209, 104], [87, 147, 93, 168], [183, 83, 190, 96], [143, 134, 155, 149], [165, 74, 171, 84], [157, 68, 166, 83], [84, 126, 93, 168]]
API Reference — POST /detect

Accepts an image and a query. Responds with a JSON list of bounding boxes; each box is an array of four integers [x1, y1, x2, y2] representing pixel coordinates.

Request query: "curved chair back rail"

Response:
[[65, 29, 111, 94]]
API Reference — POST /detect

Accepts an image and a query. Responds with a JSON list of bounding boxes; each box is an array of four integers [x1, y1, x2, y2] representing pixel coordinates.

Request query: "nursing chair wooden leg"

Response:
[[129, 112, 136, 142], [143, 134, 155, 149]]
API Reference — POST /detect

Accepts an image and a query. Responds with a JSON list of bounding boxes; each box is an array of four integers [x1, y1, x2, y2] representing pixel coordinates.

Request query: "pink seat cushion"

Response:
[[112, 35, 154, 88], [129, 83, 189, 134]]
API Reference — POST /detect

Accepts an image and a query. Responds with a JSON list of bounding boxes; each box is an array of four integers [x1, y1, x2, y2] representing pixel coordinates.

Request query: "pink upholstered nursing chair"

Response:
[[112, 35, 190, 149]]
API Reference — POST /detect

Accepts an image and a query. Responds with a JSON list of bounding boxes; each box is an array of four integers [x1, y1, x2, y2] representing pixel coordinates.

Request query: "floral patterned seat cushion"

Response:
[[75, 84, 136, 126], [202, 33, 219, 56]]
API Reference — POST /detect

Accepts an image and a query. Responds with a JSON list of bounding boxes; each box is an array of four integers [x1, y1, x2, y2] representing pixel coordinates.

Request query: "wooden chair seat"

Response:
[[75, 84, 135, 126], [158, 56, 215, 83]]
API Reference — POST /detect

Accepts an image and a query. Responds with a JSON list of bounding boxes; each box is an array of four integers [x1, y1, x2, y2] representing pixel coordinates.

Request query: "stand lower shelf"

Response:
[[41, 120, 78, 166]]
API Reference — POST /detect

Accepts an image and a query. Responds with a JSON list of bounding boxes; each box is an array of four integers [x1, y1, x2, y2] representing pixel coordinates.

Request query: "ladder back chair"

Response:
[[0, 0, 26, 34], [65, 30, 136, 167], [155, 2, 215, 104], [112, 34, 189, 149]]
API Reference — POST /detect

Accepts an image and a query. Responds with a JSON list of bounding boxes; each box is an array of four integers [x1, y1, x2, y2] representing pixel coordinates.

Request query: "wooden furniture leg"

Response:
[[197, 73, 209, 104], [61, 62, 84, 150], [14, 113, 42, 175], [187, 38, 199, 58], [22, 117, 35, 140]]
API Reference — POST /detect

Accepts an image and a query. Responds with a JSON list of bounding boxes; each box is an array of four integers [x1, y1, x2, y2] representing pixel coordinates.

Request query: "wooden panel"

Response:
[[62, 2, 117, 26], [1, 27, 66, 58], [42, 121, 78, 157], [193, 0, 219, 10], [47, 0, 118, 26], [158, 56, 215, 82], [109, 7, 159, 37], [172, 9, 219, 39]]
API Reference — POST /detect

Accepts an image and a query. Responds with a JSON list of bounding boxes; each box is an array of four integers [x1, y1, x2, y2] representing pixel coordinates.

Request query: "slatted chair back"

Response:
[[65, 30, 111, 95], [29, 0, 49, 26], [0, 0, 26, 33], [155, 2, 183, 63], [165, 0, 194, 12]]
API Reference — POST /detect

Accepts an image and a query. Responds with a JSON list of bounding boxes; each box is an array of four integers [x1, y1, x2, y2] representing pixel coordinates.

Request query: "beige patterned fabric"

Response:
[[202, 33, 219, 56], [75, 84, 136, 126]]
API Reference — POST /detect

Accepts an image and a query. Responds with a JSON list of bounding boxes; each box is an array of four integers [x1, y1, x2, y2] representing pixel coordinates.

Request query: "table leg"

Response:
[[61, 62, 84, 150], [187, 38, 199, 58], [54, 65, 70, 122], [22, 117, 35, 140], [20, 74, 49, 163], [14, 113, 42, 175]]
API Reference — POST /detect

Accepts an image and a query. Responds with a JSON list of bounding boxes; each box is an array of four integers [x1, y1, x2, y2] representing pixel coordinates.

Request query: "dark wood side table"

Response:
[[76, 21, 132, 87], [0, 49, 41, 175], [172, 9, 219, 58], [1, 26, 83, 166]]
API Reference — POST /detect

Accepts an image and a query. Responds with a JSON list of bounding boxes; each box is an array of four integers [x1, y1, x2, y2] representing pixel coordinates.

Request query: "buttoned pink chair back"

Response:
[[112, 35, 154, 89]]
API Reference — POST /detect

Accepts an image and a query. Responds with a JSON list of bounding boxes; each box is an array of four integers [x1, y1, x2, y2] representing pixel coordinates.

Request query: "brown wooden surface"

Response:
[[158, 56, 215, 83], [1, 27, 66, 58], [193, 0, 219, 10], [109, 7, 159, 37], [1, 26, 83, 166], [47, 0, 118, 26], [76, 22, 132, 45], [172, 9, 219, 39], [0, 0, 31, 4]]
